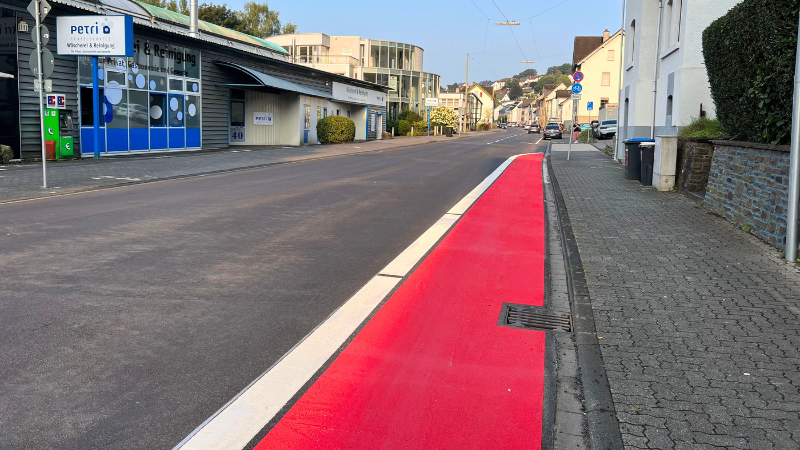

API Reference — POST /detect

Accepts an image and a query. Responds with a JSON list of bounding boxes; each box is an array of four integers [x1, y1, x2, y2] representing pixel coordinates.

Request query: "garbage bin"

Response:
[[446, 127, 453, 137], [639, 141, 656, 185], [623, 138, 655, 180]]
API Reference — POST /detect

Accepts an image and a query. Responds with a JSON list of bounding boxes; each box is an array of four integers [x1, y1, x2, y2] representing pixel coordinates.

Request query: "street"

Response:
[[0, 131, 545, 450]]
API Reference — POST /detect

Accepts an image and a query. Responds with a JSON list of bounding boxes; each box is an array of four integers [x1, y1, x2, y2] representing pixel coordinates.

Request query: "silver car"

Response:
[[597, 120, 617, 139]]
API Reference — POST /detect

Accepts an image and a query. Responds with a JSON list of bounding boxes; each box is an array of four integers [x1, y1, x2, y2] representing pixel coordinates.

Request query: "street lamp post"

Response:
[[786, 7, 800, 262]]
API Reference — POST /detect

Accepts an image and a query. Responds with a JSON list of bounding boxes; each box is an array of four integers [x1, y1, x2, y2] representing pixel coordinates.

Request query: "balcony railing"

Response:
[[293, 55, 359, 66]]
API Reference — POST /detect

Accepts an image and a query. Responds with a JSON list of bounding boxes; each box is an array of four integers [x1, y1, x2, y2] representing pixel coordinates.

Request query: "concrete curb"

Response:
[[546, 143, 624, 450]]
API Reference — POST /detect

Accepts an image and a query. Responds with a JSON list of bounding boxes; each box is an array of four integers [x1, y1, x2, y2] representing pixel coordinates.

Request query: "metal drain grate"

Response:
[[498, 303, 572, 333]]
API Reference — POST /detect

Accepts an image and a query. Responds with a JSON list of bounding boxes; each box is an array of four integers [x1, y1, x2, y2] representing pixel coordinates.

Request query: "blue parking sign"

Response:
[[587, 101, 594, 111]]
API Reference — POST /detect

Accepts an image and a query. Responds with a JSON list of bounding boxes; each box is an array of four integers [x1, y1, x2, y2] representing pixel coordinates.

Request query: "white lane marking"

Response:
[[174, 152, 533, 450], [175, 275, 401, 450], [536, 137, 543, 144], [380, 216, 459, 277]]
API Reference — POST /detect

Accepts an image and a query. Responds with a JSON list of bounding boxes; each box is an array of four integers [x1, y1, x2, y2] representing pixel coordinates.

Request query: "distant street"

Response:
[[0, 131, 543, 450]]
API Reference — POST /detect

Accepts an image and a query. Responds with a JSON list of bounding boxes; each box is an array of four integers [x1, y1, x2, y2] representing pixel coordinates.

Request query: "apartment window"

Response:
[[323, 107, 328, 118], [336, 109, 340, 116], [675, 0, 683, 43], [601, 72, 611, 86], [666, 95, 673, 124], [630, 20, 636, 63], [662, 0, 673, 51], [600, 98, 609, 109], [607, 50, 615, 61]]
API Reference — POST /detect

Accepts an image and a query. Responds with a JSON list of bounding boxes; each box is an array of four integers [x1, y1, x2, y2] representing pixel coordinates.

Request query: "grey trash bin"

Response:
[[623, 138, 655, 181]]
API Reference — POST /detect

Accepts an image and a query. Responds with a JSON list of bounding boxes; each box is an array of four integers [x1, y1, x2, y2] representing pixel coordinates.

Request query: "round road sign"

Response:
[[573, 72, 584, 82], [571, 83, 583, 94]]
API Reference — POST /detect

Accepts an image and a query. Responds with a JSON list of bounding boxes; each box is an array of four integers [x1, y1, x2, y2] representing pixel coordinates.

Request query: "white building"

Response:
[[616, 0, 741, 159]]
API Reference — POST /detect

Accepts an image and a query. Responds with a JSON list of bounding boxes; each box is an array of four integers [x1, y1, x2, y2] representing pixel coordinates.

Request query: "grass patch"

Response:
[[678, 117, 725, 139]]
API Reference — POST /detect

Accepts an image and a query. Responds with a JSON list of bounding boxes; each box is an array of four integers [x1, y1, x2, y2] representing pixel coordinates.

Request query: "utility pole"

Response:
[[33, 0, 47, 188], [615, 0, 627, 160], [786, 6, 800, 262]]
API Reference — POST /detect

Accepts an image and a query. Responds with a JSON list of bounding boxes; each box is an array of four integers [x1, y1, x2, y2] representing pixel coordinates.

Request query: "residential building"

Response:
[[468, 83, 495, 125], [572, 29, 623, 124], [616, 0, 742, 159], [0, 0, 389, 160], [492, 78, 510, 92], [509, 98, 534, 125], [534, 83, 567, 127], [267, 33, 440, 120]]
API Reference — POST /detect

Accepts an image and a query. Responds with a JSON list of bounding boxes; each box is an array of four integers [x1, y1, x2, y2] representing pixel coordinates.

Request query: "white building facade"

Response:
[[616, 0, 741, 159]]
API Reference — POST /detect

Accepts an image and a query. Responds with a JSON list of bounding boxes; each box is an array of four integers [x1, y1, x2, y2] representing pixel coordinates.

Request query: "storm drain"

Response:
[[498, 303, 572, 333]]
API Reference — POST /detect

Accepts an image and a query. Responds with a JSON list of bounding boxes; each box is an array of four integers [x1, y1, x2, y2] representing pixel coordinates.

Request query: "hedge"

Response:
[[316, 116, 356, 144], [702, 0, 799, 145]]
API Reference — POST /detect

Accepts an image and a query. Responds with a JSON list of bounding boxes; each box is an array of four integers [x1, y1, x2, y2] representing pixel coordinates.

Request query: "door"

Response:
[[168, 94, 185, 149], [0, 13, 19, 158]]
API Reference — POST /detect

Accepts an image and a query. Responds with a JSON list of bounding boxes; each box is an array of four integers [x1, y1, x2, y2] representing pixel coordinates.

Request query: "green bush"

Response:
[[578, 129, 589, 143], [398, 110, 423, 123], [396, 120, 412, 136], [477, 122, 491, 131], [702, 0, 799, 144], [678, 117, 726, 139], [316, 116, 356, 144], [412, 120, 428, 135], [0, 145, 12, 164]]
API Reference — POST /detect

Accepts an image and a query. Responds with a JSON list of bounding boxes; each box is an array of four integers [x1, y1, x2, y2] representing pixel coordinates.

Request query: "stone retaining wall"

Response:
[[704, 140, 795, 250], [677, 139, 715, 195]]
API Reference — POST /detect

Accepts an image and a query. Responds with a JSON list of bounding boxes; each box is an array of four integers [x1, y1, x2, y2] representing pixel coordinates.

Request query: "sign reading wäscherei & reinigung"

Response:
[[56, 15, 133, 57]]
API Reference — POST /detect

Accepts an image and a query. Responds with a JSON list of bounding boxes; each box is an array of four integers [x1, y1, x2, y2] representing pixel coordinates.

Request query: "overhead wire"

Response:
[[490, 0, 530, 62]]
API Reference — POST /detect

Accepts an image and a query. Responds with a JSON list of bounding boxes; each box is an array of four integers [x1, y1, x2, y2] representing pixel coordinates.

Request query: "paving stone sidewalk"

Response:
[[550, 144, 800, 450], [0, 133, 475, 202]]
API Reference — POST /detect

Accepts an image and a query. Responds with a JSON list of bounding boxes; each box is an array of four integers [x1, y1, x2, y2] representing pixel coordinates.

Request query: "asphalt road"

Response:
[[0, 130, 546, 450]]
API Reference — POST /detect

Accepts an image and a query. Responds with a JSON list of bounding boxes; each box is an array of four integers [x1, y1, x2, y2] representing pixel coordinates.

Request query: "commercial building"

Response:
[[0, 0, 388, 160], [266, 33, 440, 120], [572, 28, 622, 124], [615, 0, 741, 159]]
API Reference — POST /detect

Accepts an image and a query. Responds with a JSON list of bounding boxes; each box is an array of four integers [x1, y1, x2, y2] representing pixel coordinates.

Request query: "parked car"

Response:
[[528, 123, 541, 134], [543, 123, 562, 140], [597, 119, 617, 139], [498, 123, 507, 129], [579, 123, 592, 131]]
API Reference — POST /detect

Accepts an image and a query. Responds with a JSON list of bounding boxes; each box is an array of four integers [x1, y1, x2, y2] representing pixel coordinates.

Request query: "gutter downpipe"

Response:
[[189, 0, 198, 37], [615, 0, 627, 160], [785, 7, 800, 262], [650, 0, 664, 139]]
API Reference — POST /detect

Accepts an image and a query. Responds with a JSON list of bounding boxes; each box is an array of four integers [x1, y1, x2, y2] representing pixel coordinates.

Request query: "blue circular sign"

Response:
[[571, 83, 583, 94]]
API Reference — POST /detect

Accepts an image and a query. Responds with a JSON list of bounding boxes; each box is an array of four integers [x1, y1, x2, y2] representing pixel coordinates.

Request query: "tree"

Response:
[[534, 74, 557, 93], [446, 83, 460, 92], [505, 78, 523, 100], [546, 63, 572, 76], [556, 74, 572, 87], [515, 68, 538, 78], [199, 3, 242, 29], [430, 106, 459, 129], [238, 1, 292, 38]]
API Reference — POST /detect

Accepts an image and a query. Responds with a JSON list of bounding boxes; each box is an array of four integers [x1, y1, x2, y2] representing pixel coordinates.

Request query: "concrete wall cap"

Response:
[[711, 140, 790, 153]]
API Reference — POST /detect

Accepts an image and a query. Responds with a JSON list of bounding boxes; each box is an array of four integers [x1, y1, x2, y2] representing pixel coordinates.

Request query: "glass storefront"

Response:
[[78, 37, 201, 154], [0, 9, 19, 158], [363, 68, 439, 120]]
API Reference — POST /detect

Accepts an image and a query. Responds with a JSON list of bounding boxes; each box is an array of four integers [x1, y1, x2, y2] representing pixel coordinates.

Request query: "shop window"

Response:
[[149, 49, 168, 92], [230, 101, 245, 127], [80, 86, 105, 126], [150, 93, 167, 127], [106, 70, 127, 87], [186, 79, 200, 94], [304, 105, 311, 130], [169, 95, 184, 127], [169, 78, 184, 92], [78, 57, 93, 85], [185, 48, 200, 79], [186, 95, 201, 146], [172, 46, 185, 74], [129, 90, 149, 129]]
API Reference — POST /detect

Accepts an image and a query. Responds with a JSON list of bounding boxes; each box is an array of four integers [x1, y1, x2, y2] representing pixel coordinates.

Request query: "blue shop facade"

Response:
[[0, 0, 388, 160]]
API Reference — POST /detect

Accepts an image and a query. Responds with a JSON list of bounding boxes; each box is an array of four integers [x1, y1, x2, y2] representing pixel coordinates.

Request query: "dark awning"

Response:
[[214, 61, 332, 99]]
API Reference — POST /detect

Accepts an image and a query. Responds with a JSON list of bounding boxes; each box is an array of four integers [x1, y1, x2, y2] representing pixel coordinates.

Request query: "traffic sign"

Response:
[[573, 71, 584, 83], [571, 83, 583, 94], [28, 47, 54, 78], [587, 101, 594, 111], [571, 94, 581, 100]]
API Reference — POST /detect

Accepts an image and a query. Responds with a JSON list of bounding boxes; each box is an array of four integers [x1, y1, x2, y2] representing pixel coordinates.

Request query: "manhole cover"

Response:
[[498, 303, 572, 333]]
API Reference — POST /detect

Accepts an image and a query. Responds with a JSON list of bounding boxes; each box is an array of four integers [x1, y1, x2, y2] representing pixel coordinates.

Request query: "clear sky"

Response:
[[226, 0, 623, 85]]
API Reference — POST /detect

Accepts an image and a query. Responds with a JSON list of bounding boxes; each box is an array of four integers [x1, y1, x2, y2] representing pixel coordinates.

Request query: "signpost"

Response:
[[568, 72, 586, 161], [28, 0, 50, 187], [587, 101, 594, 111], [425, 98, 440, 136], [56, 15, 133, 160]]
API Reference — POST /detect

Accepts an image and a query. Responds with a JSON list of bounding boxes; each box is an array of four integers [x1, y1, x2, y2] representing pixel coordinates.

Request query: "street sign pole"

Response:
[[786, 6, 800, 262], [428, 106, 431, 137], [92, 56, 100, 158], [33, 0, 46, 187]]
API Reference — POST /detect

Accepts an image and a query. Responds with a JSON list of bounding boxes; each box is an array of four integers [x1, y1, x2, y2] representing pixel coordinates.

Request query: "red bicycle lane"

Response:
[[255, 153, 547, 450]]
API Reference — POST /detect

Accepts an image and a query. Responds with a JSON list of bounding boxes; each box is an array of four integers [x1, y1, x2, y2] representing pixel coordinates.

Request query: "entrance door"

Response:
[[168, 94, 185, 149], [376, 114, 383, 140], [0, 12, 20, 158]]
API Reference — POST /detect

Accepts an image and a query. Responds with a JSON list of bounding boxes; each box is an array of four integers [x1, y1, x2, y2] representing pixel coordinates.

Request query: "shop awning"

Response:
[[214, 62, 332, 99]]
